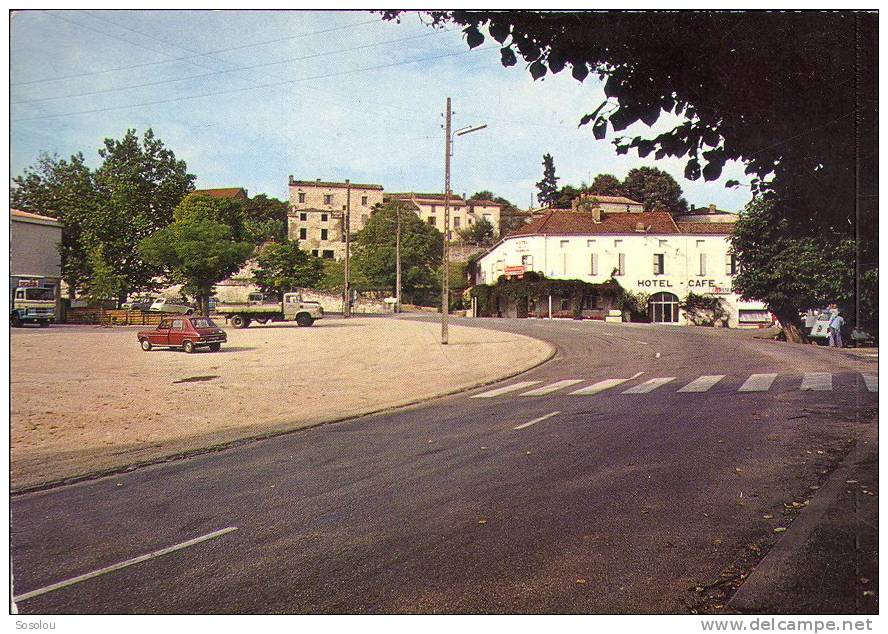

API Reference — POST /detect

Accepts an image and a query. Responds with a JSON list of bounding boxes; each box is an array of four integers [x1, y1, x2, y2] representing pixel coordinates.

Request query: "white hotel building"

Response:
[[475, 204, 771, 328]]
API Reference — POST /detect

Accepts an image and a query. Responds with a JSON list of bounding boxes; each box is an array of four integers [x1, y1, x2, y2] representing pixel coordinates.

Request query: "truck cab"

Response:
[[11, 286, 56, 327], [283, 292, 324, 326]]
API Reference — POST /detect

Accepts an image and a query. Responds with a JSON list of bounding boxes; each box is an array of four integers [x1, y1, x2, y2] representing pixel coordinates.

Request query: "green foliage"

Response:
[[140, 198, 253, 315], [174, 193, 246, 241], [252, 241, 324, 295], [680, 291, 729, 327], [242, 194, 288, 243], [590, 174, 624, 196], [552, 184, 583, 208], [622, 167, 688, 213], [94, 128, 195, 298], [352, 200, 443, 302], [82, 245, 127, 304], [457, 217, 496, 245], [535, 153, 559, 207], [470, 191, 525, 236], [11, 152, 99, 296], [470, 272, 623, 318], [616, 289, 650, 322], [730, 198, 858, 334]]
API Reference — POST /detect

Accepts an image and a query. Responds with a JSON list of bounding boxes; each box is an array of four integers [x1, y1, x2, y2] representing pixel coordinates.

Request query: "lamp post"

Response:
[[441, 96, 486, 345]]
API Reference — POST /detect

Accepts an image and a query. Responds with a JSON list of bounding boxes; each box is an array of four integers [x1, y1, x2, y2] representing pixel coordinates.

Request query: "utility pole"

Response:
[[442, 97, 452, 345], [395, 205, 401, 313], [343, 179, 351, 318]]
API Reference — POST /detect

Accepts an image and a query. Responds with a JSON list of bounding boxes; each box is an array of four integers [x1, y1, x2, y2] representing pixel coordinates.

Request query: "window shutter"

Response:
[[591, 253, 598, 275]]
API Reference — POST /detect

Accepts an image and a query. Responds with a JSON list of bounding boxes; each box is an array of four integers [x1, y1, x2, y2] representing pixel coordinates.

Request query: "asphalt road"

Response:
[[10, 316, 877, 614]]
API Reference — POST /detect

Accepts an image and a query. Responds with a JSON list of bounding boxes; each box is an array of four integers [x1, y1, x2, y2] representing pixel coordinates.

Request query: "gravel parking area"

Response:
[[10, 317, 552, 490]]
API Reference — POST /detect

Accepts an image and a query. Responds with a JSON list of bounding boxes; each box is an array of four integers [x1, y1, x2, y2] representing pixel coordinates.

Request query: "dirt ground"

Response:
[[10, 316, 552, 490]]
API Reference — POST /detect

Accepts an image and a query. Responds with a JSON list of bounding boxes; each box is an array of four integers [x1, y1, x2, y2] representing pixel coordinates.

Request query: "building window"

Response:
[[299, 212, 307, 221], [428, 217, 436, 226], [587, 239, 596, 248], [698, 253, 707, 276], [361, 195, 368, 206], [560, 297, 571, 311], [696, 239, 705, 249], [322, 250, 335, 259], [590, 253, 598, 276], [453, 216, 461, 229], [522, 255, 533, 268], [727, 253, 738, 275], [430, 204, 437, 213], [320, 213, 328, 222], [342, 205, 347, 211], [323, 194, 333, 205], [616, 253, 626, 276], [614, 239, 623, 248], [311, 249, 319, 257], [659, 239, 668, 248], [299, 228, 307, 240], [560, 240, 569, 249], [653, 253, 665, 275], [298, 192, 306, 204], [321, 229, 328, 240]]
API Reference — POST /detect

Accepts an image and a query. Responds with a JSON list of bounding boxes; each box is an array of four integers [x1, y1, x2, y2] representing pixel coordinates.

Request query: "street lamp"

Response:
[[441, 97, 486, 345]]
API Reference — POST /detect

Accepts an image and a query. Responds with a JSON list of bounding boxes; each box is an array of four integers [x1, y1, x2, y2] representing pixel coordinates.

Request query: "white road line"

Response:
[[862, 373, 878, 392], [12, 526, 238, 603], [621, 377, 675, 394], [569, 372, 644, 395], [801, 372, 832, 391], [738, 373, 777, 392], [677, 375, 726, 393], [520, 380, 584, 396], [471, 381, 541, 398], [513, 411, 560, 430]]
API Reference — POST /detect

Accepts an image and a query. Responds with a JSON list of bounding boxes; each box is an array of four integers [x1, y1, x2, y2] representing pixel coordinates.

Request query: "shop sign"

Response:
[[688, 279, 716, 288], [637, 279, 674, 288], [17, 279, 40, 287], [505, 265, 526, 278]]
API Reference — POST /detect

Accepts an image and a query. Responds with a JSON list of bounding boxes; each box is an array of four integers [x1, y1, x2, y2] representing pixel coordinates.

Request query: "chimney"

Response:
[[288, 174, 294, 184], [709, 203, 716, 212], [316, 178, 321, 183], [635, 221, 645, 232], [571, 198, 578, 212], [591, 206, 601, 223]]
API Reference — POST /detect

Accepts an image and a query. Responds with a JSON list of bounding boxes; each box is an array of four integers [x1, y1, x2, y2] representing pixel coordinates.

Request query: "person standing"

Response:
[[828, 312, 845, 347]]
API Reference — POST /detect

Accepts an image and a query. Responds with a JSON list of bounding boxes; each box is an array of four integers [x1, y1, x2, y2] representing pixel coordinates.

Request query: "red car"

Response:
[[138, 316, 227, 353]]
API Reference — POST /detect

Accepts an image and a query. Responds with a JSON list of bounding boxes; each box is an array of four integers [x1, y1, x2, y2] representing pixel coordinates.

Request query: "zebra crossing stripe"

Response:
[[677, 375, 726, 393], [738, 373, 777, 392], [621, 377, 675, 394], [862, 373, 878, 392], [569, 378, 632, 395], [471, 381, 541, 398], [801, 372, 832, 391], [520, 380, 584, 396]]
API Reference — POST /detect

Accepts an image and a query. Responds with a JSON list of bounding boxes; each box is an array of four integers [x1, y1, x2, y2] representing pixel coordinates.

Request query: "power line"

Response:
[[12, 45, 498, 123], [11, 12, 381, 87], [13, 29, 450, 106]]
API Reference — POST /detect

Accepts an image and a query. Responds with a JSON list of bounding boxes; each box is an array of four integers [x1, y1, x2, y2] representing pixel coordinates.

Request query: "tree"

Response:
[[622, 167, 688, 213], [252, 241, 324, 296], [242, 194, 288, 243], [140, 199, 253, 316], [471, 191, 526, 236], [11, 152, 98, 297], [82, 245, 127, 305], [457, 217, 496, 246], [91, 129, 196, 302], [552, 184, 583, 208], [352, 200, 443, 303], [381, 11, 877, 326], [535, 153, 559, 207], [590, 174, 624, 197], [730, 199, 857, 342], [173, 193, 246, 240]]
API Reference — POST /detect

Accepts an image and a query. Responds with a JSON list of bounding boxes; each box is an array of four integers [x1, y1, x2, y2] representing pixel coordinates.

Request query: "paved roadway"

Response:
[[11, 316, 877, 614]]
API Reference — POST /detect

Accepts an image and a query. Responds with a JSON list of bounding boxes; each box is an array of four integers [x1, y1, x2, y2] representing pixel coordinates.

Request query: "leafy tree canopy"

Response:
[[535, 153, 559, 207], [622, 167, 688, 213], [457, 217, 496, 246], [242, 194, 288, 243], [140, 197, 253, 315], [352, 200, 443, 300], [589, 174, 624, 197], [174, 193, 247, 241], [252, 241, 324, 296]]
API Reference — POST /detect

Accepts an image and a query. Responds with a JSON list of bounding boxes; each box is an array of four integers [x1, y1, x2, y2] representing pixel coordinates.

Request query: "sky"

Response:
[[10, 9, 754, 212]]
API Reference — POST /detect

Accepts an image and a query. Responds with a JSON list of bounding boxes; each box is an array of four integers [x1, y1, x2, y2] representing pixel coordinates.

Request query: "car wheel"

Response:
[[11, 316, 22, 328], [230, 314, 248, 328], [296, 313, 314, 327], [140, 338, 152, 351], [183, 340, 195, 354], [209, 343, 221, 352]]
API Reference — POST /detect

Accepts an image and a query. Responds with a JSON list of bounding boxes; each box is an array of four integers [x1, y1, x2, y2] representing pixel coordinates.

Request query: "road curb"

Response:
[[728, 423, 878, 612], [11, 333, 558, 496]]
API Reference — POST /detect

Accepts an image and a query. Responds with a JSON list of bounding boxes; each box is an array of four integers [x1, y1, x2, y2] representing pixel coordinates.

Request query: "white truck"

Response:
[[214, 292, 324, 328], [11, 285, 56, 327]]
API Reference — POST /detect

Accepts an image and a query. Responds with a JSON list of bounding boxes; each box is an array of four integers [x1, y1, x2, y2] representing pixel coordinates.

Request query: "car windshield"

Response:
[[191, 318, 217, 329], [24, 288, 54, 301]]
